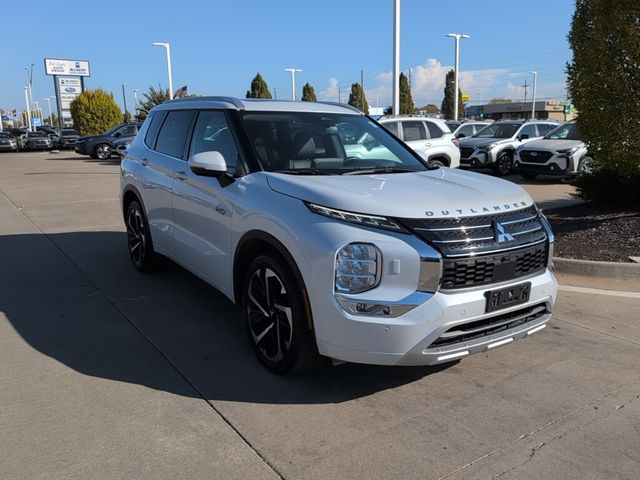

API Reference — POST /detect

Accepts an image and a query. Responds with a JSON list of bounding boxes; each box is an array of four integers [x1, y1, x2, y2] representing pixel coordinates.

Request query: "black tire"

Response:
[[493, 151, 513, 176], [242, 254, 320, 374], [125, 200, 163, 272], [428, 159, 446, 168], [520, 172, 538, 180], [578, 156, 594, 174], [95, 143, 112, 160]]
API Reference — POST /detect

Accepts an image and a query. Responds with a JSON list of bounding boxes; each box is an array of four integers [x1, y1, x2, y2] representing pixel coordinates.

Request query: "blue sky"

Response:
[[1, 0, 575, 114]]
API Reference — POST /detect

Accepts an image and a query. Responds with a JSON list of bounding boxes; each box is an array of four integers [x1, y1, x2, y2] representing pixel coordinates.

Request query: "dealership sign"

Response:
[[44, 58, 91, 77]]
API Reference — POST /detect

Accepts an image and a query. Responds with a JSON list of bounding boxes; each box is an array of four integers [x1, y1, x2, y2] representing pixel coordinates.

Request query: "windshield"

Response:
[[473, 123, 520, 139], [544, 123, 581, 140], [28, 131, 47, 138], [240, 112, 429, 174], [62, 129, 79, 135]]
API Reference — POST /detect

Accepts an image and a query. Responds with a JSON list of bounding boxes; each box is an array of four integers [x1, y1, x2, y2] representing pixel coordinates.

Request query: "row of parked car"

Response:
[[0, 126, 80, 152]]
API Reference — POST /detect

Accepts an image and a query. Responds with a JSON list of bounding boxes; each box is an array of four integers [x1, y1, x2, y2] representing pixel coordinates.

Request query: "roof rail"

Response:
[[166, 96, 245, 109], [317, 101, 363, 113]]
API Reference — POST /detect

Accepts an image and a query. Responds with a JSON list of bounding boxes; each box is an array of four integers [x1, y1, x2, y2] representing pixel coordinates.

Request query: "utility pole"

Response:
[[24, 86, 31, 131], [338, 85, 341, 103], [392, 0, 400, 115], [521, 80, 529, 104], [122, 84, 128, 120], [273, 88, 277, 100]]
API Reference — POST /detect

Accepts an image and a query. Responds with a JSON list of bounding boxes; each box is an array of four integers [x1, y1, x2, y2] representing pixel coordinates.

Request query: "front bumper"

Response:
[[515, 151, 579, 176], [316, 269, 557, 366], [0, 143, 17, 151], [75, 143, 91, 155], [460, 149, 493, 168]]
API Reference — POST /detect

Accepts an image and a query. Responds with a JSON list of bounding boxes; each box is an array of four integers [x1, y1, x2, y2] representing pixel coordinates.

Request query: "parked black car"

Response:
[[0, 132, 18, 152], [23, 131, 53, 151], [75, 123, 141, 160], [57, 129, 80, 149], [36, 125, 61, 147]]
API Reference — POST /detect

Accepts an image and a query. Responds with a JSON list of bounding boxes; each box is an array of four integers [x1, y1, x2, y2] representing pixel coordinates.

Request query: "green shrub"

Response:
[[70, 89, 122, 136]]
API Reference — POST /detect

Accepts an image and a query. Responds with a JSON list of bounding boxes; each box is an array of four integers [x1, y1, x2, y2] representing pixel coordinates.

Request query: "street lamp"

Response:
[[392, 0, 400, 115], [43, 97, 53, 126], [25, 65, 34, 131], [445, 33, 470, 121], [133, 89, 139, 113], [284, 68, 302, 101], [529, 71, 538, 119], [152, 42, 173, 100], [24, 86, 31, 130]]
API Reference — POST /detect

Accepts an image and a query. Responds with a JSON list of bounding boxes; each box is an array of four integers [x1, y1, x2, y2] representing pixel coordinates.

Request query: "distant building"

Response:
[[465, 100, 576, 121]]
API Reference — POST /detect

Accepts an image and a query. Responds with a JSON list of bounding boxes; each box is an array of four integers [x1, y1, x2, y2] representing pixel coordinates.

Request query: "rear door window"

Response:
[[401, 121, 427, 142], [155, 110, 196, 159], [427, 121, 444, 138]]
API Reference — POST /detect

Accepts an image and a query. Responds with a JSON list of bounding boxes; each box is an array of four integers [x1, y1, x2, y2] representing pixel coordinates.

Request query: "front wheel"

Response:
[[428, 159, 446, 168], [242, 254, 320, 374], [493, 151, 513, 176], [95, 143, 112, 160], [578, 156, 594, 174]]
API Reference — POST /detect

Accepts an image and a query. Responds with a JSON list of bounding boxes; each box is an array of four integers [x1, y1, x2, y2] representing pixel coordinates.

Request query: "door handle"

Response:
[[140, 158, 149, 166], [175, 170, 187, 181], [425, 143, 432, 147], [214, 204, 227, 215]]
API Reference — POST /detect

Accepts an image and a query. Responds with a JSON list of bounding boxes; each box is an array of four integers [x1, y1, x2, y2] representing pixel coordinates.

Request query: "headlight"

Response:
[[555, 147, 579, 156], [478, 143, 496, 151], [306, 202, 405, 232], [335, 243, 381, 294]]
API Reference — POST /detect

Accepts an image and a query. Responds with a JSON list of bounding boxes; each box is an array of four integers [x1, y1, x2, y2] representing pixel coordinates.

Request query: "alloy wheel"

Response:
[[126, 207, 146, 267], [246, 267, 293, 362], [496, 154, 511, 176], [96, 144, 111, 160]]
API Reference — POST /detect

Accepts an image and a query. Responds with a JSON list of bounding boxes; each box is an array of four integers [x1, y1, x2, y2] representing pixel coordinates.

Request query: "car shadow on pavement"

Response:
[[1, 231, 453, 405]]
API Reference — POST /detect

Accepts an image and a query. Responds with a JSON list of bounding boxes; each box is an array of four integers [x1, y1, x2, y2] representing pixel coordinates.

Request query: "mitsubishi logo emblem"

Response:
[[493, 221, 514, 243]]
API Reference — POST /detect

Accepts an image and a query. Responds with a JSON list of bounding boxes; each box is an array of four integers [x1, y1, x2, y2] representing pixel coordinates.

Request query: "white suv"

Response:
[[121, 97, 557, 374], [377, 116, 461, 168]]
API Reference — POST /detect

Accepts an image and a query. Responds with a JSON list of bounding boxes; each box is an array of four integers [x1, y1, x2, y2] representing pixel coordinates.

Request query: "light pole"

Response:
[[133, 89, 139, 116], [24, 86, 31, 131], [25, 65, 34, 131], [529, 71, 538, 119], [446, 33, 470, 121], [34, 101, 40, 127], [43, 98, 53, 126], [284, 68, 302, 101], [152, 42, 173, 100], [392, 0, 400, 115]]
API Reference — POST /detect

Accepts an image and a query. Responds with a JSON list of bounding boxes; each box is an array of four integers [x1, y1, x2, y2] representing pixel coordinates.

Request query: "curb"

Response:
[[553, 257, 640, 280]]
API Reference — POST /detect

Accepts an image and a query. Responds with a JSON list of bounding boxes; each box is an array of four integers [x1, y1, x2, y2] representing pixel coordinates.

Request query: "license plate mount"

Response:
[[485, 282, 531, 313]]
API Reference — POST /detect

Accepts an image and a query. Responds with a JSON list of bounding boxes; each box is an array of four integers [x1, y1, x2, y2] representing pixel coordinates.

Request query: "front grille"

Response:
[[519, 150, 553, 164], [399, 205, 549, 289], [460, 147, 475, 159], [441, 243, 547, 289], [429, 303, 548, 348]]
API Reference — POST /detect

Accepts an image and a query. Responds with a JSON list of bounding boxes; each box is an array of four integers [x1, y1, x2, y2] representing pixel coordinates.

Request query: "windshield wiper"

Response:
[[274, 168, 333, 175], [343, 166, 423, 175]]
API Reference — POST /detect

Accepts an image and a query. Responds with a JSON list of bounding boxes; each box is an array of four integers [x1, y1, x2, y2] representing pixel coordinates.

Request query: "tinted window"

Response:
[[402, 121, 427, 141], [190, 111, 238, 174], [519, 124, 537, 138], [427, 121, 444, 138], [457, 124, 475, 137], [544, 123, 581, 140], [383, 121, 399, 137], [144, 112, 164, 148], [536, 123, 555, 136], [155, 110, 195, 158], [116, 125, 137, 136], [473, 123, 520, 138]]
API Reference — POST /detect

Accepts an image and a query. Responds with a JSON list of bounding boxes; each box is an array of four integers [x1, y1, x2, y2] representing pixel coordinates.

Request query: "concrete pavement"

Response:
[[1, 151, 638, 480]]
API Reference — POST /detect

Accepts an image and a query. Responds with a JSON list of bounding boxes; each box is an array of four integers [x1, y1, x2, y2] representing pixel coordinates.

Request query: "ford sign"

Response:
[[64, 87, 78, 93]]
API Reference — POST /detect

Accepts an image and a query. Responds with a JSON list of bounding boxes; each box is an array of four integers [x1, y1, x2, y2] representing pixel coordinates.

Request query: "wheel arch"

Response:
[[427, 153, 451, 166], [233, 230, 314, 329]]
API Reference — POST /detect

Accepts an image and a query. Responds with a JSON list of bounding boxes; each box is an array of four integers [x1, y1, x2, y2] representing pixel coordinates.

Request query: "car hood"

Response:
[[519, 139, 584, 151], [266, 168, 533, 219], [458, 137, 512, 148]]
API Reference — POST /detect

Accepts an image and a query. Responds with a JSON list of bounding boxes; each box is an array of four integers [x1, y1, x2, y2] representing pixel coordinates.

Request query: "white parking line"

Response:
[[559, 284, 640, 299]]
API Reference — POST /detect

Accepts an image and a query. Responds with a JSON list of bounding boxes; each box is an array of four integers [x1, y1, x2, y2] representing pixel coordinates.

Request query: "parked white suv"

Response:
[[377, 116, 461, 168], [120, 97, 557, 374], [459, 120, 559, 175], [514, 122, 593, 179]]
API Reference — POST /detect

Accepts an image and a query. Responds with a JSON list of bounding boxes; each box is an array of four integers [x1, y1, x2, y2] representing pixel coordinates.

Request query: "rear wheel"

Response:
[[242, 254, 319, 374], [125, 200, 162, 272], [428, 158, 447, 168], [493, 151, 513, 176], [95, 143, 112, 160]]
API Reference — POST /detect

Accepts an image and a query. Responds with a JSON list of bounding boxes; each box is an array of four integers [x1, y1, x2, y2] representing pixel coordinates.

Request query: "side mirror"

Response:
[[519, 134, 529, 140], [113, 131, 122, 138], [189, 151, 227, 177], [457, 133, 466, 138]]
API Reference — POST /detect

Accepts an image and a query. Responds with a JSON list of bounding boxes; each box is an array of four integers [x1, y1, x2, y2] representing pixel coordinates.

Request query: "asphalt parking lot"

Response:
[[1, 151, 639, 480]]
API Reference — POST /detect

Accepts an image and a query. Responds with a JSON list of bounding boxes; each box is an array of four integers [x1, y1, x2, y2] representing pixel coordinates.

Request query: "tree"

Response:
[[489, 98, 513, 104], [246, 73, 272, 99], [399, 72, 414, 114], [348, 83, 369, 114], [135, 86, 170, 122], [69, 89, 122, 136], [423, 104, 440, 114], [567, 0, 640, 180], [441, 69, 464, 119], [301, 82, 317, 102]]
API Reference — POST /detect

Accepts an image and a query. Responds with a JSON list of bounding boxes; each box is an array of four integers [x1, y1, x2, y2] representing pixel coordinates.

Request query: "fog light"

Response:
[[335, 243, 381, 294]]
